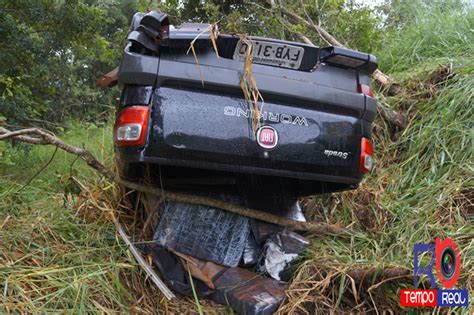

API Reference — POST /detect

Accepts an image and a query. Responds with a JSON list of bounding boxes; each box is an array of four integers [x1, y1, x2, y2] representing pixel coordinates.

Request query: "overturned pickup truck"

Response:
[[114, 11, 377, 200], [111, 11, 379, 313]]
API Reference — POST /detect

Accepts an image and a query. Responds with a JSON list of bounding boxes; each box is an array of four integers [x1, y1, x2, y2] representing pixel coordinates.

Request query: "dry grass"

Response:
[[238, 36, 265, 135], [1, 4, 473, 313], [1, 60, 472, 314]]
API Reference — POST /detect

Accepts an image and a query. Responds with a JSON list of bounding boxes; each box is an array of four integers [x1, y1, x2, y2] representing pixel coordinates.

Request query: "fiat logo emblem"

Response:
[[256, 126, 278, 149]]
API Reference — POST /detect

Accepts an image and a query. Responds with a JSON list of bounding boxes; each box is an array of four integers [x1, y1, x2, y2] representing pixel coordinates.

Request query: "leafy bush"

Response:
[[0, 0, 138, 125]]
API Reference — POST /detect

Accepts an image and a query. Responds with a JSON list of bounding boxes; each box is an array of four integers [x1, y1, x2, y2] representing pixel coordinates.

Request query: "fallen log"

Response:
[[0, 127, 350, 236]]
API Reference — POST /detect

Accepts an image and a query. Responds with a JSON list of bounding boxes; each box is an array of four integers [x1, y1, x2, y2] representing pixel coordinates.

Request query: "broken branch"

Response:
[[277, 5, 343, 47], [116, 224, 176, 300], [267, 3, 407, 128], [378, 101, 407, 130], [97, 67, 118, 88], [121, 178, 349, 235], [270, 3, 404, 98], [0, 127, 350, 236]]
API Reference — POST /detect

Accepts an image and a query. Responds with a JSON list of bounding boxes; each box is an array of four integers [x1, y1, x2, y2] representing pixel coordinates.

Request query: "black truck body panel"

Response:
[[115, 17, 377, 196], [125, 86, 363, 184]]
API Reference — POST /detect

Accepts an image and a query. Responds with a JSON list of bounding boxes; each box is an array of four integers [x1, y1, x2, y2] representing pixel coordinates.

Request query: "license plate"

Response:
[[233, 40, 304, 70]]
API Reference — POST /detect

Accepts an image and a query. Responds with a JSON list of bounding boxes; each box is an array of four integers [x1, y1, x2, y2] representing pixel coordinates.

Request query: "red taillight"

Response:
[[358, 84, 374, 97], [113, 106, 149, 147], [360, 137, 374, 173]]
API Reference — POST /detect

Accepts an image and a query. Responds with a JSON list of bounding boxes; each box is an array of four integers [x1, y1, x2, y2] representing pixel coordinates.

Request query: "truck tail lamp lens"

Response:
[[114, 106, 149, 146], [358, 84, 374, 97], [360, 137, 374, 173]]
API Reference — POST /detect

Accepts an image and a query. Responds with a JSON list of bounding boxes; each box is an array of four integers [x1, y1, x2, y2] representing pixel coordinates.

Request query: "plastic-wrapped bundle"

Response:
[[153, 198, 250, 267]]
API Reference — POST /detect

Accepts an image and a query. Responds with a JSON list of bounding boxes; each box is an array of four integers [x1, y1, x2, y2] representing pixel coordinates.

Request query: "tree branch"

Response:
[[0, 127, 350, 236], [297, 33, 314, 45], [116, 223, 176, 300], [266, 5, 406, 130], [347, 267, 410, 285], [268, 2, 404, 98], [272, 3, 343, 46]]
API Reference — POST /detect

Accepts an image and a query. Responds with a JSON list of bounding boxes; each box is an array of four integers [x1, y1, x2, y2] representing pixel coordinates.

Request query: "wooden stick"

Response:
[[97, 67, 118, 88], [116, 223, 176, 300], [0, 127, 350, 236], [118, 178, 349, 235]]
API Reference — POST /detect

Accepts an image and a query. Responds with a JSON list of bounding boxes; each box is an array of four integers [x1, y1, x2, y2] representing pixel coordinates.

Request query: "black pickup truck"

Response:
[[114, 11, 377, 201]]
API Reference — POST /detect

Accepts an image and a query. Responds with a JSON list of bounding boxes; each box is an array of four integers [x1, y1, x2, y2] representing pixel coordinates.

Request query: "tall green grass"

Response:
[[376, 4, 474, 75], [1, 3, 473, 313], [376, 59, 473, 263], [0, 122, 113, 186], [0, 122, 136, 313], [297, 3, 473, 312]]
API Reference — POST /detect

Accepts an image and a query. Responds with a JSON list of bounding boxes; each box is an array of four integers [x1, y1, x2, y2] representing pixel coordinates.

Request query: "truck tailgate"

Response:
[[144, 86, 362, 183]]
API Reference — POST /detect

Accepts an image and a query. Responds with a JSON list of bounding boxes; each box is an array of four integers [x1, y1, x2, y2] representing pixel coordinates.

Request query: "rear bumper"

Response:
[[117, 151, 361, 185]]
